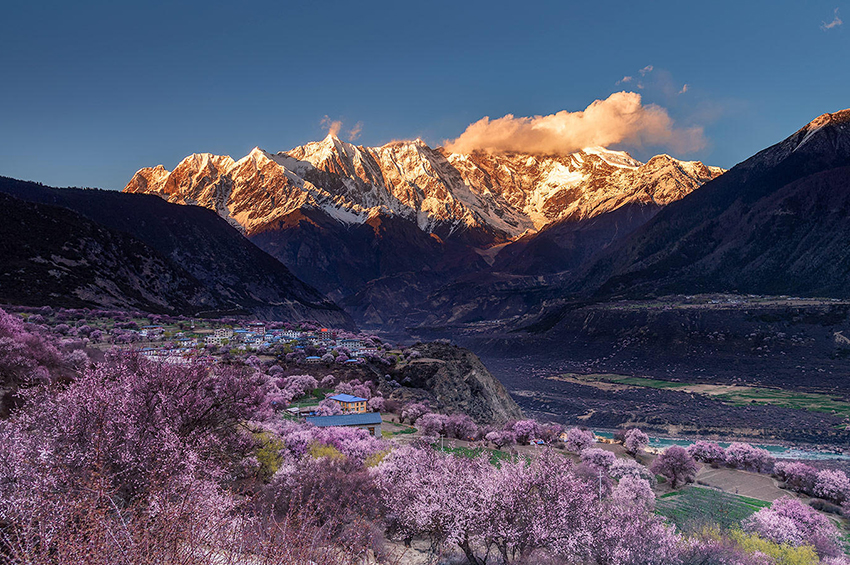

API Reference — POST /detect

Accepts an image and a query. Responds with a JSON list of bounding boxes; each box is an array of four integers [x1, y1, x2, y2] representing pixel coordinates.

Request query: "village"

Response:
[[124, 320, 379, 366]]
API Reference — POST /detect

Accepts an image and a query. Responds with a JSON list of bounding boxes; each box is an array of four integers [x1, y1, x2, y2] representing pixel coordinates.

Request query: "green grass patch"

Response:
[[569, 374, 850, 423], [434, 444, 516, 466], [389, 424, 417, 436], [656, 486, 771, 533], [290, 398, 320, 408], [712, 389, 850, 420]]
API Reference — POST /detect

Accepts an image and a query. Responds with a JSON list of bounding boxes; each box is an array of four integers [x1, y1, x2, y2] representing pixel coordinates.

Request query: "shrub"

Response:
[[255, 432, 286, 481], [730, 530, 820, 565], [309, 443, 346, 461]]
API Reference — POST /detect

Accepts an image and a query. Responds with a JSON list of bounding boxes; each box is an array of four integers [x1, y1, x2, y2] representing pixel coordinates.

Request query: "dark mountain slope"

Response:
[[0, 192, 211, 312], [249, 208, 490, 304], [390, 203, 666, 329], [491, 202, 664, 276], [0, 177, 354, 326], [584, 109, 850, 299]]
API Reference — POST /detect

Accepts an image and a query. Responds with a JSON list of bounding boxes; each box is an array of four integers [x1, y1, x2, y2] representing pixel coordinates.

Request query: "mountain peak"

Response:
[[805, 108, 850, 130], [788, 107, 850, 154]]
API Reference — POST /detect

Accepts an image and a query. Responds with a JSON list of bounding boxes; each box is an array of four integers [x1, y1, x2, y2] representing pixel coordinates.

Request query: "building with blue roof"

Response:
[[327, 393, 368, 413], [305, 412, 382, 437]]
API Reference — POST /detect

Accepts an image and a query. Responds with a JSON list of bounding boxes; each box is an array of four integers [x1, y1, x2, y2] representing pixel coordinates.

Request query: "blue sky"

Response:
[[1, 1, 846, 189]]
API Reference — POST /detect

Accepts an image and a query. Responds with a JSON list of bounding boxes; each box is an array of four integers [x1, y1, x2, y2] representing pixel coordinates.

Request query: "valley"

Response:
[[6, 3, 850, 563]]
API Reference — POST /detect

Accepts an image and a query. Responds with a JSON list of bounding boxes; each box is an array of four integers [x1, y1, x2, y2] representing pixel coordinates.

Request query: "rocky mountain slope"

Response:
[[584, 109, 850, 299], [0, 191, 211, 313], [415, 109, 850, 331], [0, 177, 354, 326], [124, 137, 722, 325]]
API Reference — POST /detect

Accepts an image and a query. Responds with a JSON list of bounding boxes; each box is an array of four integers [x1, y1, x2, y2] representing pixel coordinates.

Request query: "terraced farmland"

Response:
[[656, 486, 771, 532]]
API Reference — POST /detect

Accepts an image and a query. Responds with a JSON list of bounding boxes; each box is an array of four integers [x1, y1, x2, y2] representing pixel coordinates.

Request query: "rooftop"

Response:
[[328, 393, 367, 403], [306, 413, 382, 427]]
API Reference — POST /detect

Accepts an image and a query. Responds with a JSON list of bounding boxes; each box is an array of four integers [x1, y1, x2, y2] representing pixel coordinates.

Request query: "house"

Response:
[[305, 413, 382, 438], [305, 356, 322, 364], [327, 393, 368, 413], [281, 330, 301, 340], [338, 338, 362, 350], [214, 328, 233, 339], [140, 325, 164, 338], [205, 335, 228, 346], [248, 322, 266, 335], [232, 329, 250, 342]]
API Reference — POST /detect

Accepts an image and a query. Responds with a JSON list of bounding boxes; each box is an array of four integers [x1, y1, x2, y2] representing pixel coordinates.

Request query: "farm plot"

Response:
[[656, 486, 770, 532], [566, 374, 850, 425]]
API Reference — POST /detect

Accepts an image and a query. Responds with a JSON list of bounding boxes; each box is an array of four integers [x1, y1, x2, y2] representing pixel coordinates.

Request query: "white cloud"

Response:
[[822, 7, 843, 29], [679, 84, 689, 94], [616, 75, 634, 85], [444, 91, 706, 157], [639, 65, 654, 76]]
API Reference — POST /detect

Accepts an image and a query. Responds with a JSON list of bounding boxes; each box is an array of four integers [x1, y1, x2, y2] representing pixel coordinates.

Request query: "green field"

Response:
[[656, 487, 771, 532], [387, 424, 417, 436], [435, 444, 516, 466], [567, 373, 850, 423]]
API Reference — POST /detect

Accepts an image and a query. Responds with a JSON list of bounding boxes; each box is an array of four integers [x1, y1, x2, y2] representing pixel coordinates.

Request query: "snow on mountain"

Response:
[[124, 135, 724, 240]]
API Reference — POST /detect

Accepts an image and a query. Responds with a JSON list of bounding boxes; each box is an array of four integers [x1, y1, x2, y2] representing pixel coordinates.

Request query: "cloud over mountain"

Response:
[[444, 92, 706, 157]]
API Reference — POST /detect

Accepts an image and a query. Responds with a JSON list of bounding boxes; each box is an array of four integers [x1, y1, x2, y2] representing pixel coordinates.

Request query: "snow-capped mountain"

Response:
[[124, 135, 723, 240]]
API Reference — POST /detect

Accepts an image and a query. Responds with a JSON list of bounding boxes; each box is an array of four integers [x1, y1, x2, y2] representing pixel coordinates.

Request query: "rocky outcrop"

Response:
[[391, 342, 523, 424]]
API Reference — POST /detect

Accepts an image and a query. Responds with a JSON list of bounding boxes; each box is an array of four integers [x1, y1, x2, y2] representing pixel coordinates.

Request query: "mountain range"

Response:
[[6, 108, 848, 341], [125, 137, 722, 326]]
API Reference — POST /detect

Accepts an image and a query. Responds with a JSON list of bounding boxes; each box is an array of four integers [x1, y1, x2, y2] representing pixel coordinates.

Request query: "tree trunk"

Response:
[[458, 539, 484, 565]]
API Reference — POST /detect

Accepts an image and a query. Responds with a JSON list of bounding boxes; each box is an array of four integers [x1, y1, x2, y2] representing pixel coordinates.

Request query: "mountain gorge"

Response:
[[125, 137, 722, 326]]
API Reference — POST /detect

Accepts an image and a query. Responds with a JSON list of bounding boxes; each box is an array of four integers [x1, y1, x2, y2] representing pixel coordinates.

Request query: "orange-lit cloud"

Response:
[[444, 91, 706, 156], [348, 121, 363, 142], [320, 115, 343, 137]]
